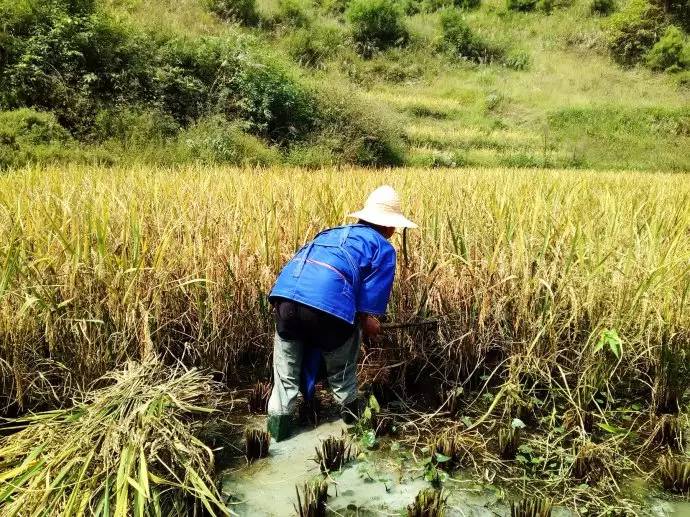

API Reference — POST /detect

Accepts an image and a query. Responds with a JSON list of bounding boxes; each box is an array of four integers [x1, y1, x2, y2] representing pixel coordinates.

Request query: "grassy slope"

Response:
[[105, 0, 689, 171]]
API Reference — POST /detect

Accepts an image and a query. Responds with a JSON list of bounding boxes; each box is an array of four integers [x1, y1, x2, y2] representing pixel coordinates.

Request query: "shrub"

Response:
[[93, 108, 180, 147], [178, 116, 281, 165], [440, 9, 500, 63], [590, 0, 615, 15], [645, 25, 690, 71], [506, 0, 539, 12], [0, 109, 71, 169], [321, 0, 350, 15], [538, 0, 554, 13], [277, 0, 313, 26], [0, 108, 110, 169], [347, 0, 408, 55], [312, 84, 405, 165], [286, 21, 344, 68], [227, 52, 316, 140], [607, 0, 666, 65], [207, 0, 260, 25], [0, 109, 70, 146]]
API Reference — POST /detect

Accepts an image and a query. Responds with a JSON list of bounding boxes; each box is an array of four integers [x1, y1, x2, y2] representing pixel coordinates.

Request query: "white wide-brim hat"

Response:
[[348, 185, 418, 229]]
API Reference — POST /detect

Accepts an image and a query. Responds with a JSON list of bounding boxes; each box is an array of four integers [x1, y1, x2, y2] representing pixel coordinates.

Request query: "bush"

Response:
[[645, 25, 690, 71], [227, 52, 316, 140], [93, 108, 180, 147], [207, 0, 260, 25], [590, 0, 615, 15], [178, 116, 281, 165], [312, 84, 405, 165], [440, 9, 500, 63], [286, 21, 344, 67], [0, 109, 70, 146], [347, 0, 408, 55], [607, 0, 666, 65], [0, 109, 109, 169], [506, 0, 539, 12], [277, 0, 313, 26]]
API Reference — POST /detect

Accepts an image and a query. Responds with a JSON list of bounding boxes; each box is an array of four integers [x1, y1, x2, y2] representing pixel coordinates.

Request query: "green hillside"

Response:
[[1, 0, 688, 170]]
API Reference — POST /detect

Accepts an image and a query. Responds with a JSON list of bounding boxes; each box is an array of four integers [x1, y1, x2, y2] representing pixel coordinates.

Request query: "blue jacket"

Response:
[[269, 224, 396, 324]]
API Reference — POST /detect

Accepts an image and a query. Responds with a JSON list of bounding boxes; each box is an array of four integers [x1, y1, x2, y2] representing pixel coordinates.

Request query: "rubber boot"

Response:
[[267, 414, 293, 442]]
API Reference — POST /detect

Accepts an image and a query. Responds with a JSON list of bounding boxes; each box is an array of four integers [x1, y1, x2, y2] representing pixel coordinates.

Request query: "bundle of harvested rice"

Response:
[[0, 361, 233, 516]]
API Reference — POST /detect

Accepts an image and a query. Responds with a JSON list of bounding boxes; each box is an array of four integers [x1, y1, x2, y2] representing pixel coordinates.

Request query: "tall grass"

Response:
[[0, 165, 688, 412]]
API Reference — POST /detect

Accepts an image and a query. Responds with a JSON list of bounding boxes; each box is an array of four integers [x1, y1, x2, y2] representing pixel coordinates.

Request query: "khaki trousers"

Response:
[[267, 328, 361, 416]]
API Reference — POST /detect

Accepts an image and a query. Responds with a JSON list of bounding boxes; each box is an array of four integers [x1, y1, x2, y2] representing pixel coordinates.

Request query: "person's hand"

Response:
[[361, 314, 382, 340]]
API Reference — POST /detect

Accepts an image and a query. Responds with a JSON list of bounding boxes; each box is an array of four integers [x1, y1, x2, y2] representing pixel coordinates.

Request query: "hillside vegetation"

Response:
[[1, 0, 688, 170]]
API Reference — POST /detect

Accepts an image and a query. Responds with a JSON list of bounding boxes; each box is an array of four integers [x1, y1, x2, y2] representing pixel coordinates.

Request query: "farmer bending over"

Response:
[[267, 186, 417, 441]]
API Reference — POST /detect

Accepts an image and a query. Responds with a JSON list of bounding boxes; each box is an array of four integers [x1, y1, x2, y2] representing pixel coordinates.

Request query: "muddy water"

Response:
[[220, 418, 513, 516], [221, 418, 689, 516]]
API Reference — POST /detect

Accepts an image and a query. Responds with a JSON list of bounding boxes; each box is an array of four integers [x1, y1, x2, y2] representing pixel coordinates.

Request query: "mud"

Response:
[[221, 417, 690, 516]]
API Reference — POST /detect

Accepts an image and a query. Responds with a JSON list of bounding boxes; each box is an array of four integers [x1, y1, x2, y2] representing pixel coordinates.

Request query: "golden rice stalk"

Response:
[[407, 488, 447, 517], [314, 433, 352, 474], [659, 454, 690, 494], [498, 426, 521, 460], [294, 479, 329, 517], [247, 381, 271, 414], [245, 428, 271, 462], [511, 498, 553, 517]]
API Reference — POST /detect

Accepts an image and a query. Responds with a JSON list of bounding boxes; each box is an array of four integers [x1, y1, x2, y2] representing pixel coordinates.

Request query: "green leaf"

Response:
[[360, 430, 376, 449], [597, 422, 626, 434], [511, 418, 526, 429], [435, 453, 452, 463], [368, 395, 380, 413]]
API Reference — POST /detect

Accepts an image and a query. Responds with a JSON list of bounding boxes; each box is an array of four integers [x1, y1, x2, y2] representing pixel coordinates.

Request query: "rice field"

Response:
[[1, 164, 689, 512]]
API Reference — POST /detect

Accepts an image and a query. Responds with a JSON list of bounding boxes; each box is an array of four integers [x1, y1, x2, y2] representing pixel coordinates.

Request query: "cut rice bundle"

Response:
[[0, 361, 233, 516]]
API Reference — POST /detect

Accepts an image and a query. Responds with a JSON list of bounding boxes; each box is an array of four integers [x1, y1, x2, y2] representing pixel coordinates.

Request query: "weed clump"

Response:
[[407, 488, 447, 517], [277, 0, 314, 27], [439, 9, 501, 63], [286, 21, 344, 68], [295, 479, 329, 517], [590, 0, 616, 15], [179, 117, 281, 166], [506, 0, 539, 12]]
